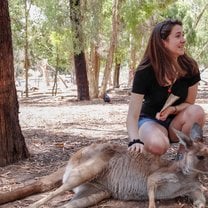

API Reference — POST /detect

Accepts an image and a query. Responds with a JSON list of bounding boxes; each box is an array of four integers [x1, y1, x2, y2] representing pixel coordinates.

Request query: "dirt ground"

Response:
[[0, 83, 208, 208]]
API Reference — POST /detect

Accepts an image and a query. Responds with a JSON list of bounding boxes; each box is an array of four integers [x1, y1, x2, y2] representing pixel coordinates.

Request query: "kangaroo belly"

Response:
[[95, 153, 155, 200], [107, 176, 149, 200]]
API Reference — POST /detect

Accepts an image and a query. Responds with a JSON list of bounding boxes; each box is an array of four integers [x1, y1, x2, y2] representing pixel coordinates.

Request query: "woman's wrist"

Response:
[[172, 106, 177, 114], [128, 139, 144, 147]]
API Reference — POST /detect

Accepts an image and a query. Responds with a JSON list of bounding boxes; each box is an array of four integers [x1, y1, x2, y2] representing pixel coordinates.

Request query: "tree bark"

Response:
[[40, 59, 50, 88], [99, 0, 120, 97], [0, 0, 29, 167], [128, 35, 137, 87], [52, 50, 59, 96], [88, 43, 100, 98], [24, 0, 31, 97], [70, 0, 90, 100], [113, 58, 120, 88]]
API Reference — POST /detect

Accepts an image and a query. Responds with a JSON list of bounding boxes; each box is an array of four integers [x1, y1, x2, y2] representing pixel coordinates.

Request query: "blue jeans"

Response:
[[138, 115, 174, 130]]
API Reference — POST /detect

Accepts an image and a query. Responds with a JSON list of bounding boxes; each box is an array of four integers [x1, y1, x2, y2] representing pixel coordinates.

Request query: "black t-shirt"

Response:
[[132, 65, 201, 118]]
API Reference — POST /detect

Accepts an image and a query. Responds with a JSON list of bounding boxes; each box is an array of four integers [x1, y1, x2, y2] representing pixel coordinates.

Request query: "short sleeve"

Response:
[[132, 67, 153, 94], [187, 73, 201, 86]]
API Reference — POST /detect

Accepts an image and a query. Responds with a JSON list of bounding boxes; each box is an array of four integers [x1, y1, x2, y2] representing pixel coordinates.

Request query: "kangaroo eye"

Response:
[[197, 155, 205, 160]]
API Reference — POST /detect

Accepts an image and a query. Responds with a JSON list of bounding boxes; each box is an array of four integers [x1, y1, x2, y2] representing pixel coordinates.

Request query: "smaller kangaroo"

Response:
[[30, 123, 208, 208]]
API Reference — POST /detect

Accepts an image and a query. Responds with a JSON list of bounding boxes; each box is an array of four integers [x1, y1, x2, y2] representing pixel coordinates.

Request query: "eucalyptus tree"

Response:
[[10, 0, 207, 101], [9, 0, 40, 97], [9, 0, 73, 94], [0, 0, 29, 166], [32, 0, 73, 69], [85, 0, 177, 96], [23, 0, 31, 97], [81, 0, 104, 98], [9, 0, 46, 95], [33, 0, 74, 94], [70, 0, 90, 100], [32, 0, 90, 100], [98, 0, 120, 97], [9, 0, 26, 77]]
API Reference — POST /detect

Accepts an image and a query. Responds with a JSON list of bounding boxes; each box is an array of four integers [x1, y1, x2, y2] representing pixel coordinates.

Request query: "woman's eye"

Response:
[[197, 155, 205, 160]]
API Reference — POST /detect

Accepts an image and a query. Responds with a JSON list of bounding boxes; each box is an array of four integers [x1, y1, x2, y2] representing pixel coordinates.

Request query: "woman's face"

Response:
[[163, 25, 186, 58]]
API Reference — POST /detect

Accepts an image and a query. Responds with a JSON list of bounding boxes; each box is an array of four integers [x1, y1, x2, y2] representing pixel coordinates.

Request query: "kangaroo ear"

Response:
[[190, 123, 203, 142], [172, 128, 193, 149]]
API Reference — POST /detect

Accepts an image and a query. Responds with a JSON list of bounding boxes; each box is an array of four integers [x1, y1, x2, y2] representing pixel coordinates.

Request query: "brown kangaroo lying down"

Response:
[[29, 123, 208, 208]]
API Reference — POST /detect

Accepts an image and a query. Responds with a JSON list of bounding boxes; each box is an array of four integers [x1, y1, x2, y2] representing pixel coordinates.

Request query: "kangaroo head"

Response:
[[173, 123, 208, 175]]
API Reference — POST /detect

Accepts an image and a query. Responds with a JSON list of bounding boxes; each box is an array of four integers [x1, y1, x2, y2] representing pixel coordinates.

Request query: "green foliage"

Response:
[[82, 0, 111, 49], [121, 0, 175, 37], [9, 0, 73, 73], [49, 29, 73, 71], [9, 0, 208, 79], [9, 0, 27, 47], [162, 1, 197, 45]]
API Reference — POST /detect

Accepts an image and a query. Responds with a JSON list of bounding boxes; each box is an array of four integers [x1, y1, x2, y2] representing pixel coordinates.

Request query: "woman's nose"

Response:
[[181, 36, 186, 43]]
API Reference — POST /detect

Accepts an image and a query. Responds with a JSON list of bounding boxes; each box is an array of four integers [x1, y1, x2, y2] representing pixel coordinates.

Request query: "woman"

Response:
[[126, 19, 205, 159]]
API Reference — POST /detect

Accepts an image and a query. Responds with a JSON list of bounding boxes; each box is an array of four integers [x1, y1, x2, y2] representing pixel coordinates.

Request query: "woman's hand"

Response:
[[128, 143, 144, 153], [156, 106, 176, 121]]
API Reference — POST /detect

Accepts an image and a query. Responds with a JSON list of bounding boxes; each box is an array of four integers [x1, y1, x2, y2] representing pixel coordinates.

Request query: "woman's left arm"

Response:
[[174, 82, 199, 113], [156, 83, 199, 120]]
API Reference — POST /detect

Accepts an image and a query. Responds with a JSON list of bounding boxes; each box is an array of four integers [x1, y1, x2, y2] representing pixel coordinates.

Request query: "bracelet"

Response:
[[128, 139, 144, 147]]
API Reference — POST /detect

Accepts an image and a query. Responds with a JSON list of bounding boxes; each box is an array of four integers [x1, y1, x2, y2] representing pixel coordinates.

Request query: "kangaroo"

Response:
[[29, 123, 208, 208]]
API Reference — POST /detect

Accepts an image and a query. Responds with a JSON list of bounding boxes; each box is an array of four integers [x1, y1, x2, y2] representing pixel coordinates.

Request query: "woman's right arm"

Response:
[[126, 92, 144, 152]]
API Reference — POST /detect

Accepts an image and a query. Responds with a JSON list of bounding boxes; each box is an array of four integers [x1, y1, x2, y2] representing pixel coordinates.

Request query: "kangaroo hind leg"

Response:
[[29, 146, 111, 208], [61, 183, 111, 208]]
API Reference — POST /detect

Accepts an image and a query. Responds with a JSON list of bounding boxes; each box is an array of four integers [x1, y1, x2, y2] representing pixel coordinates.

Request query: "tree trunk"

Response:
[[52, 50, 59, 96], [113, 58, 120, 88], [70, 0, 90, 101], [41, 59, 50, 88], [88, 43, 100, 98], [128, 35, 137, 87], [99, 0, 120, 97], [24, 0, 31, 97], [52, 68, 58, 96], [0, 0, 29, 167]]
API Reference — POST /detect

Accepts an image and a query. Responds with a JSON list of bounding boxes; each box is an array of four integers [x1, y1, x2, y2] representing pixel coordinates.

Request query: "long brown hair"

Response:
[[138, 19, 199, 86]]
